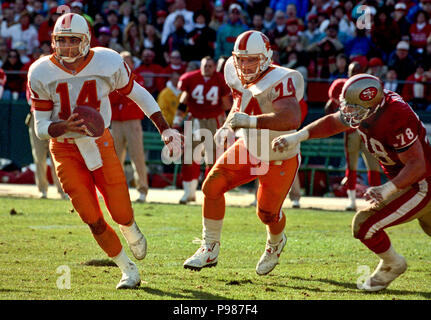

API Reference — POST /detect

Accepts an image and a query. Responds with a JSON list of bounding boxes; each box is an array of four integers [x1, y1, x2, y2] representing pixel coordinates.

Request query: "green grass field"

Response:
[[0, 196, 430, 300]]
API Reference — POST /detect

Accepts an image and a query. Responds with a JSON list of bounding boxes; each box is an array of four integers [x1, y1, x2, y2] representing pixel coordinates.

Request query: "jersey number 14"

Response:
[[56, 80, 101, 120]]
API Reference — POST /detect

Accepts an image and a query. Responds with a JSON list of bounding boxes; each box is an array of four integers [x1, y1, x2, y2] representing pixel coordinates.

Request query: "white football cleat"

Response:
[[292, 200, 300, 209], [360, 255, 407, 291], [119, 223, 147, 260], [179, 194, 196, 204], [116, 262, 141, 290], [183, 241, 220, 271], [256, 233, 287, 275]]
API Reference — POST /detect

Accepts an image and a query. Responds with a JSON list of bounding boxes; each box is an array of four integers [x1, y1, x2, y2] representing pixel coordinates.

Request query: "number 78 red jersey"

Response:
[[357, 90, 431, 179]]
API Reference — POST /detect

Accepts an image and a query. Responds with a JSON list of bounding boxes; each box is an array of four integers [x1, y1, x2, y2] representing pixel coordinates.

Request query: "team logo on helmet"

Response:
[[359, 87, 378, 101]]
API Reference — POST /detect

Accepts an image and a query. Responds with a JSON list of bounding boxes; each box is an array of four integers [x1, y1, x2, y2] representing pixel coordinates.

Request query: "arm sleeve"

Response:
[[126, 81, 161, 117], [28, 72, 54, 140], [113, 59, 136, 96], [387, 109, 420, 152]]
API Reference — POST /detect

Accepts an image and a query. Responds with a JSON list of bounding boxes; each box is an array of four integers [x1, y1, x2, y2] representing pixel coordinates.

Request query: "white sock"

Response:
[[119, 222, 143, 244], [267, 228, 284, 244], [190, 179, 198, 197], [347, 189, 356, 206], [202, 218, 223, 243], [112, 248, 134, 273], [377, 245, 401, 264]]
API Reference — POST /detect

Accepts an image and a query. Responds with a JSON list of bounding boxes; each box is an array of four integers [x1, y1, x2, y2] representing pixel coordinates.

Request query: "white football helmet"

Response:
[[51, 13, 91, 63], [232, 30, 273, 85], [340, 73, 385, 128]]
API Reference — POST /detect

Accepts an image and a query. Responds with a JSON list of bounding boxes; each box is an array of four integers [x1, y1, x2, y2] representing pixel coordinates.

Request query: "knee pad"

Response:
[[257, 207, 280, 226], [352, 210, 374, 239], [88, 218, 107, 235]]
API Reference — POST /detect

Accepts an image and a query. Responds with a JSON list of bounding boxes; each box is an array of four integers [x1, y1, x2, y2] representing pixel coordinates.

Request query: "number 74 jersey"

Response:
[[357, 90, 431, 179], [27, 47, 134, 138]]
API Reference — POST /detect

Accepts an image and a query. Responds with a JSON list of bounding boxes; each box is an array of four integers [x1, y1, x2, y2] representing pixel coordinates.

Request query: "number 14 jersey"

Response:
[[28, 47, 134, 139]]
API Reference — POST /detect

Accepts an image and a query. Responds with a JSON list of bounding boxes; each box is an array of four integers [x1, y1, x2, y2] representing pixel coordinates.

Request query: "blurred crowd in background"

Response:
[[2, 0, 431, 109]]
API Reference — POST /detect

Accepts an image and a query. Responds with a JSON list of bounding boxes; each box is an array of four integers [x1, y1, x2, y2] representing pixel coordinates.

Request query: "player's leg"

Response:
[[255, 155, 300, 275], [345, 131, 360, 211], [184, 139, 256, 270], [288, 173, 301, 208], [93, 130, 147, 260], [50, 139, 140, 289], [125, 119, 149, 203], [352, 178, 431, 291]]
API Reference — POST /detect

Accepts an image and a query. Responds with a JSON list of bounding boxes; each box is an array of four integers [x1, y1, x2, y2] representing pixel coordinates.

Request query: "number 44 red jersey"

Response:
[[357, 90, 431, 180], [178, 69, 230, 119]]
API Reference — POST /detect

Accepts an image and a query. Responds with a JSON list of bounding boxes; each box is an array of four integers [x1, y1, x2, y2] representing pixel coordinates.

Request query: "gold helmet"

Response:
[[339, 73, 384, 128]]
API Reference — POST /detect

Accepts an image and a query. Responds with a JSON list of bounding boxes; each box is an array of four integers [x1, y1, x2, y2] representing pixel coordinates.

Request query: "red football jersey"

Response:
[[357, 90, 431, 179], [178, 70, 230, 119]]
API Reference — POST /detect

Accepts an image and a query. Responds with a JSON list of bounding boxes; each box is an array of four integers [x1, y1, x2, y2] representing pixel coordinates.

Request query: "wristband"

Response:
[[249, 116, 257, 128], [380, 181, 398, 199]]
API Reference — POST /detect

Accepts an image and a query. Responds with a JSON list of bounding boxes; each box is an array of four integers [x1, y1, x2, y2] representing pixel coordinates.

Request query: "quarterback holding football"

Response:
[[28, 13, 182, 289], [272, 74, 431, 291]]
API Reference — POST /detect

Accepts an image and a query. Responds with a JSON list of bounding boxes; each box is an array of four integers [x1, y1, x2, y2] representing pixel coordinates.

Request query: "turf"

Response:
[[0, 196, 430, 300]]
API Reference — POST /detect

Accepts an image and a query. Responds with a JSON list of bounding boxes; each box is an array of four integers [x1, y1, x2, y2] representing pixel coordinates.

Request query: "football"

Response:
[[74, 105, 105, 137]]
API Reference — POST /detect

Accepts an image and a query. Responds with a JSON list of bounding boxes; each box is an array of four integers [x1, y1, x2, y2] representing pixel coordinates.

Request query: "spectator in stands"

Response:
[[71, 1, 94, 26], [0, 11, 39, 55], [109, 25, 125, 53], [262, 6, 276, 31], [384, 68, 400, 92], [214, 3, 249, 60], [1, 49, 24, 100], [270, 0, 309, 20], [410, 10, 431, 55], [157, 71, 181, 126], [302, 14, 325, 47], [123, 21, 144, 58], [333, 4, 356, 39], [118, 1, 136, 29], [145, 0, 169, 25], [209, 5, 226, 31], [38, 7, 60, 45], [161, 0, 195, 45], [0, 38, 7, 67], [135, 48, 165, 98], [406, 0, 431, 24], [285, 4, 305, 30], [250, 14, 268, 34], [402, 62, 431, 109], [387, 41, 417, 92], [154, 10, 168, 34], [344, 26, 373, 58], [371, 8, 401, 61], [142, 24, 164, 65], [246, 0, 270, 19], [163, 14, 189, 61], [164, 50, 187, 81], [267, 10, 288, 48], [136, 10, 149, 39], [0, 5, 16, 37], [367, 57, 387, 79], [330, 53, 349, 79], [186, 10, 216, 61], [109, 51, 149, 203], [392, 3, 411, 38], [106, 9, 121, 32]]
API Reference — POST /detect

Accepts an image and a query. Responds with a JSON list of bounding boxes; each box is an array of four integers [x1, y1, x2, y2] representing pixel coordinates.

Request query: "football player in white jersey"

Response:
[[28, 13, 182, 289], [183, 30, 305, 275]]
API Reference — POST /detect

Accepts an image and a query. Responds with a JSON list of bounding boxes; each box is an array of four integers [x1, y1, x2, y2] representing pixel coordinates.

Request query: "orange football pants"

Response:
[[202, 139, 300, 235], [49, 129, 134, 257]]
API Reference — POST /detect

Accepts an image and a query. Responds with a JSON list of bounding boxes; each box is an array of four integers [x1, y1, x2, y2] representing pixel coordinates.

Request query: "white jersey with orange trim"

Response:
[[224, 56, 304, 162], [28, 47, 134, 139]]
